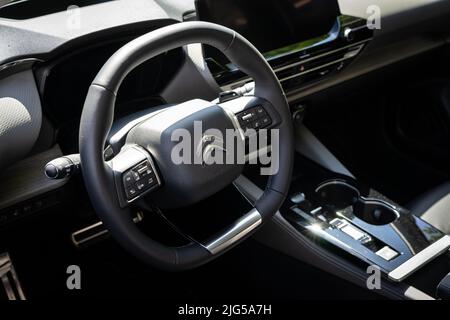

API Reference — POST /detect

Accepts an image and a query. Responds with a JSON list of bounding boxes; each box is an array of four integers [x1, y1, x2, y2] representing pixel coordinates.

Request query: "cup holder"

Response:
[[315, 181, 360, 211], [352, 200, 399, 225], [315, 180, 399, 225]]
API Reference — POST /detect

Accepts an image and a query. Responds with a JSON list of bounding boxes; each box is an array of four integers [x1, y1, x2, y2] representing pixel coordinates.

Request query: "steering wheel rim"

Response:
[[79, 21, 294, 271]]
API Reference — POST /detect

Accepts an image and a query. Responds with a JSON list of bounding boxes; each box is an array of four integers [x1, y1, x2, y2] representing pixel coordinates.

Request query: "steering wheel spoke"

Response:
[[219, 96, 281, 131], [202, 208, 262, 255], [218, 95, 282, 162], [109, 145, 162, 208]]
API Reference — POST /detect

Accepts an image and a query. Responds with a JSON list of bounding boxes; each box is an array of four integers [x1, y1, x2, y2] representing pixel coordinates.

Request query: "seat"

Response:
[[408, 182, 450, 235]]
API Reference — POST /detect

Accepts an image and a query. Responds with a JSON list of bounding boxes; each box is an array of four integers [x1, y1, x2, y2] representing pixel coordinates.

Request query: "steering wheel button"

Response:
[[132, 171, 140, 181], [136, 181, 146, 190], [138, 166, 151, 175], [126, 187, 137, 199], [261, 116, 271, 126], [123, 172, 134, 185], [256, 106, 266, 115]]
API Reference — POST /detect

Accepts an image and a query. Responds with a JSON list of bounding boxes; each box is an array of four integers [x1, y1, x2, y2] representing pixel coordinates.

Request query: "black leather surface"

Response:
[[408, 182, 450, 234], [408, 182, 450, 215], [437, 272, 450, 299]]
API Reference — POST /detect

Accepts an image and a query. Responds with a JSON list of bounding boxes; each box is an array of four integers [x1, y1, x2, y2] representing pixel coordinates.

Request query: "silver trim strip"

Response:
[[340, 17, 366, 28], [0, 58, 43, 70], [279, 56, 348, 82], [277, 44, 364, 82], [204, 209, 262, 255], [275, 39, 369, 73], [389, 235, 450, 282], [0, 253, 26, 300], [315, 179, 361, 195], [404, 286, 434, 301], [71, 221, 108, 247], [221, 38, 372, 91], [71, 212, 144, 247]]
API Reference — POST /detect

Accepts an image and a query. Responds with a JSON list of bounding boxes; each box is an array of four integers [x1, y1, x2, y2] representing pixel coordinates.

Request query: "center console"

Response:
[[282, 161, 450, 282], [195, 0, 450, 299], [239, 150, 450, 299]]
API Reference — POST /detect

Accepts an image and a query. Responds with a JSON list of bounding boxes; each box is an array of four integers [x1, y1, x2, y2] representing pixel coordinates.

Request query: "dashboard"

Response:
[[37, 25, 184, 154], [2, 0, 450, 218]]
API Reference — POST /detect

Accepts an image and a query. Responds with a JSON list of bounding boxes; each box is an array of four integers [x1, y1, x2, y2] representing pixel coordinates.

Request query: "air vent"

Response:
[[210, 17, 373, 93]]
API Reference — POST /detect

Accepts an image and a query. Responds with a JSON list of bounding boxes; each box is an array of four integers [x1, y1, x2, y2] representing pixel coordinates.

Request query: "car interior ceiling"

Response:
[[2, 0, 450, 303]]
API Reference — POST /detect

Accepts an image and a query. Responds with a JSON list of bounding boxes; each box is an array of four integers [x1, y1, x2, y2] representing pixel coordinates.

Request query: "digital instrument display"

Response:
[[195, 0, 341, 56]]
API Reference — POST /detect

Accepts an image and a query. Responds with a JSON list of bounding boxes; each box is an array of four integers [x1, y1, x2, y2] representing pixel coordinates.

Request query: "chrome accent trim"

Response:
[[71, 212, 144, 247], [278, 39, 369, 72], [278, 48, 363, 82], [71, 221, 108, 247], [0, 253, 26, 300], [360, 196, 398, 211], [340, 18, 366, 28], [404, 286, 434, 301], [0, 58, 43, 70], [388, 235, 450, 282], [315, 179, 361, 196], [220, 38, 372, 91], [204, 209, 262, 255]]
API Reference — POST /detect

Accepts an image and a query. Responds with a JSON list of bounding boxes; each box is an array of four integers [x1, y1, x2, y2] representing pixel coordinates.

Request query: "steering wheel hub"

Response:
[[127, 99, 244, 209]]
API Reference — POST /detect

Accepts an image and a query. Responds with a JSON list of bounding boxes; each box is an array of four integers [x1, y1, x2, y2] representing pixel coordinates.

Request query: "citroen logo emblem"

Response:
[[196, 134, 227, 165]]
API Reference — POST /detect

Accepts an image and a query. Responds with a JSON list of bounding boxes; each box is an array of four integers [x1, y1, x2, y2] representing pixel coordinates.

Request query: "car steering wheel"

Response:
[[79, 21, 294, 271]]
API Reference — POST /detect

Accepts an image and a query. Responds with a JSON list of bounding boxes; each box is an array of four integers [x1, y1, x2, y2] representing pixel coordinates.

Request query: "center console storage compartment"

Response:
[[280, 155, 450, 283]]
